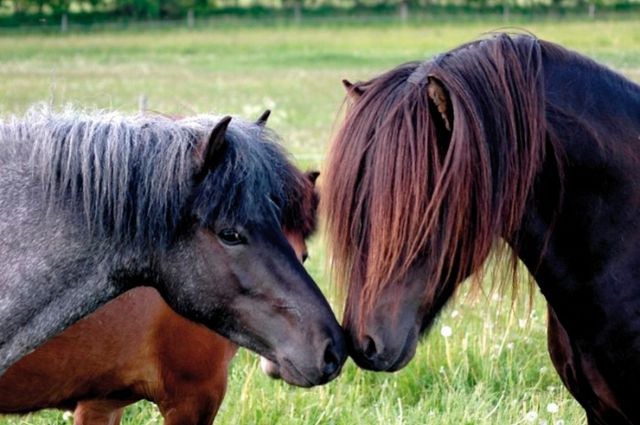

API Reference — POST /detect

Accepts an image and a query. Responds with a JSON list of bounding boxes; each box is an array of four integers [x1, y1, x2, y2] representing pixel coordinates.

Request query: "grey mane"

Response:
[[0, 104, 299, 249]]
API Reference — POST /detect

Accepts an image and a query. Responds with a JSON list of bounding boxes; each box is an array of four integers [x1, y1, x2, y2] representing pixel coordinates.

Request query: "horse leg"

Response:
[[586, 411, 606, 425], [74, 400, 125, 425], [547, 305, 583, 401], [158, 395, 220, 425], [547, 306, 633, 425]]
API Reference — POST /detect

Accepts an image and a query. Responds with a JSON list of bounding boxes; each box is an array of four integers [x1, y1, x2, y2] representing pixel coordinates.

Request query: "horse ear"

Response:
[[427, 77, 452, 131], [342, 79, 364, 101], [256, 109, 271, 127], [306, 170, 320, 185], [201, 116, 231, 174]]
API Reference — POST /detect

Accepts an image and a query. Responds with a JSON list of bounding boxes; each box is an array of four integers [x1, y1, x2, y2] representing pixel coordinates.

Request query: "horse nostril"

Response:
[[322, 343, 341, 377], [363, 335, 379, 359]]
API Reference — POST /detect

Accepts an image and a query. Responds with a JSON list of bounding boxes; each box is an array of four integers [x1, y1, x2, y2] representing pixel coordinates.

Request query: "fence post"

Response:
[[187, 8, 194, 27], [293, 1, 302, 24], [61, 13, 68, 32], [399, 0, 409, 22], [502, 2, 510, 22], [138, 95, 148, 114]]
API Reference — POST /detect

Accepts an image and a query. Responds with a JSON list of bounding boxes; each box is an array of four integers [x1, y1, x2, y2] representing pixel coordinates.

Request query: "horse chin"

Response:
[[386, 332, 418, 372], [349, 325, 419, 373], [260, 356, 282, 379], [273, 350, 344, 387], [385, 330, 419, 372], [275, 357, 317, 388]]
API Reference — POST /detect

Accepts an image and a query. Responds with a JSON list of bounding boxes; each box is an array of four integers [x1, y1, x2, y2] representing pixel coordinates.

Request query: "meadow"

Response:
[[0, 18, 639, 424]]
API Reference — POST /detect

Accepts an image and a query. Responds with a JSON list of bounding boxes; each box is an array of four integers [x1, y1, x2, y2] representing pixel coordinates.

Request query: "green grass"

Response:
[[1, 19, 639, 424]]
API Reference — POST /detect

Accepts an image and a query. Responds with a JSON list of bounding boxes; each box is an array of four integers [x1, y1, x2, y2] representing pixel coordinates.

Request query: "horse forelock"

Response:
[[3, 105, 299, 249], [325, 34, 554, 328], [192, 124, 300, 231]]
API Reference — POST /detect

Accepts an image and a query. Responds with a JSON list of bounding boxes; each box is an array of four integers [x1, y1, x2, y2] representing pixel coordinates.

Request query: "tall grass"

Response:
[[1, 19, 638, 424]]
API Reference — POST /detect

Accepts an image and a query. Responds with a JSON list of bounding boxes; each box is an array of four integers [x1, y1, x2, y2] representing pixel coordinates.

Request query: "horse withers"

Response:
[[0, 170, 320, 425], [325, 34, 640, 423], [0, 106, 345, 387]]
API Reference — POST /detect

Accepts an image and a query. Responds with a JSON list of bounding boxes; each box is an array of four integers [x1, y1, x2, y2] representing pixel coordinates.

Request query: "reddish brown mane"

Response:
[[282, 170, 319, 239], [324, 34, 557, 324]]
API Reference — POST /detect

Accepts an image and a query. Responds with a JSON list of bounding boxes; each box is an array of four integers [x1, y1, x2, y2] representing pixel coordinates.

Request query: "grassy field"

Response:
[[1, 18, 639, 424]]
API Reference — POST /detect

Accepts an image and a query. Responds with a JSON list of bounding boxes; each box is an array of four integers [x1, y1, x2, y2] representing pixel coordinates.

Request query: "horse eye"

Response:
[[218, 229, 244, 246]]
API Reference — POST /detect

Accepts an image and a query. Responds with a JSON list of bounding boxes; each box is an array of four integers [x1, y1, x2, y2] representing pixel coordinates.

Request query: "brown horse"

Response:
[[325, 34, 640, 424], [0, 170, 319, 425]]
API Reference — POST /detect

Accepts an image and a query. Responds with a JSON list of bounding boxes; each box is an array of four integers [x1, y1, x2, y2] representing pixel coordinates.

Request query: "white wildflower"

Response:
[[524, 411, 538, 423], [547, 403, 559, 414], [263, 97, 277, 110], [440, 325, 452, 338]]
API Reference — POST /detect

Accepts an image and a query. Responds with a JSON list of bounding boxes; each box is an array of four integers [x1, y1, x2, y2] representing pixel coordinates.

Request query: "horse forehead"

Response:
[[235, 212, 283, 233]]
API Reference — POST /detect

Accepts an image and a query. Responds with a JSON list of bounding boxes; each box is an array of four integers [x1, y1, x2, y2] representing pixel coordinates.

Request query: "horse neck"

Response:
[[0, 178, 152, 374], [542, 46, 640, 145], [512, 50, 640, 326]]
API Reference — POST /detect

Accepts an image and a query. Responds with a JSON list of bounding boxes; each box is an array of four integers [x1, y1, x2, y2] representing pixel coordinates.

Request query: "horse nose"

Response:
[[322, 341, 341, 377], [318, 335, 346, 383], [348, 331, 391, 371], [363, 334, 382, 360]]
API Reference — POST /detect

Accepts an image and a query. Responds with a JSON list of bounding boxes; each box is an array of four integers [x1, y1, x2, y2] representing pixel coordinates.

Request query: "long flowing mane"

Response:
[[324, 34, 561, 319], [0, 105, 308, 249]]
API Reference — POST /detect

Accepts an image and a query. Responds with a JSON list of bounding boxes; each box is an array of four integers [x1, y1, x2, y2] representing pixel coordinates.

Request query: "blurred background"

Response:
[[1, 0, 639, 28], [0, 3, 639, 424]]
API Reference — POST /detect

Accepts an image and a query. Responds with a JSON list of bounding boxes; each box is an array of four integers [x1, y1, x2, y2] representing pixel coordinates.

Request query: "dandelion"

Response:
[[62, 411, 73, 422], [506, 342, 514, 350], [539, 421, 548, 425], [546, 403, 559, 414], [451, 309, 460, 318], [524, 410, 538, 423], [440, 325, 452, 338], [555, 420, 565, 425], [519, 318, 527, 328], [263, 97, 277, 110], [539, 366, 548, 374]]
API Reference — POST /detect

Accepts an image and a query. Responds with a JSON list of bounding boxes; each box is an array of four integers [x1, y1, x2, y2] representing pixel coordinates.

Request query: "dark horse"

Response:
[[0, 105, 345, 386], [324, 34, 640, 424], [0, 170, 320, 425]]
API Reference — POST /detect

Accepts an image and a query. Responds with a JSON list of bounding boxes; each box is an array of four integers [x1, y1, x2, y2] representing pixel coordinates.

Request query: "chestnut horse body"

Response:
[[0, 288, 236, 425], [0, 170, 319, 425], [326, 34, 640, 424]]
